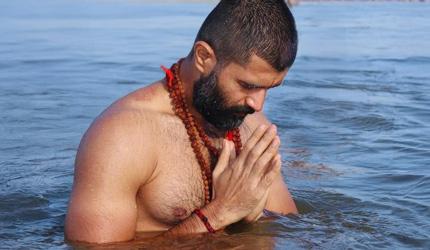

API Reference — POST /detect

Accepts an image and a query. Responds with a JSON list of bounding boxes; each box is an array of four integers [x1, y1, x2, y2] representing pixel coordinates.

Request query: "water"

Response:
[[1, 1, 429, 249]]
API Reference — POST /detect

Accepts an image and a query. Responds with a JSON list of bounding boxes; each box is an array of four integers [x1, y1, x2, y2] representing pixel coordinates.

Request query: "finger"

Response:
[[236, 124, 269, 164], [228, 140, 236, 166], [268, 153, 281, 174], [260, 154, 281, 188], [213, 139, 232, 178], [263, 154, 278, 176], [244, 124, 277, 171], [271, 153, 281, 174], [251, 136, 280, 177]]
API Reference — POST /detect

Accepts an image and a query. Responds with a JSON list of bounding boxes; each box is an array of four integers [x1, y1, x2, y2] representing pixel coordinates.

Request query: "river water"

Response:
[[0, 1, 429, 249]]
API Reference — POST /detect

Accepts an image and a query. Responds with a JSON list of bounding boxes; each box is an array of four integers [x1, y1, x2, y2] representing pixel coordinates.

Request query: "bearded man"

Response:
[[65, 0, 298, 243]]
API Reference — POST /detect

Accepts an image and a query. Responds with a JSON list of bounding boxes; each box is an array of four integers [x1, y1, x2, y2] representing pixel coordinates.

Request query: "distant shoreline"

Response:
[[288, 0, 428, 6], [129, 0, 429, 2], [297, 0, 428, 2]]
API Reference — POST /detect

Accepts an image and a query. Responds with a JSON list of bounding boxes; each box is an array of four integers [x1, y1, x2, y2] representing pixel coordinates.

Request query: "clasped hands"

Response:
[[211, 124, 281, 225]]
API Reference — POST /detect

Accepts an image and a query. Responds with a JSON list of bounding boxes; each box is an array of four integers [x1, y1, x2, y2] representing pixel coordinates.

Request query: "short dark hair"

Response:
[[194, 0, 298, 72]]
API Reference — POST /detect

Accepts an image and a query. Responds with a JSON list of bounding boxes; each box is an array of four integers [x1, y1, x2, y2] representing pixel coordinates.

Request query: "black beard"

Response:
[[192, 70, 255, 131]]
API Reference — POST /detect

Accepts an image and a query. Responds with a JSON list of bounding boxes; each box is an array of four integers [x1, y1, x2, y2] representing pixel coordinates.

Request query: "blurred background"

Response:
[[0, 0, 429, 249]]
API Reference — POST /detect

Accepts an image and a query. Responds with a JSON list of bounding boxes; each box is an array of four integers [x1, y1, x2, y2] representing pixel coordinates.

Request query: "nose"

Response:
[[245, 89, 266, 112]]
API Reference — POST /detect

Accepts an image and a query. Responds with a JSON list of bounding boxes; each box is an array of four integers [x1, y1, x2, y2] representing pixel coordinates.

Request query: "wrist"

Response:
[[200, 201, 231, 231], [193, 209, 215, 233]]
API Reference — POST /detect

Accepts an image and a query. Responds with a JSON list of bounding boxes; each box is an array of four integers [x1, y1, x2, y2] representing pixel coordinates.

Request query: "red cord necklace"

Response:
[[161, 59, 242, 205]]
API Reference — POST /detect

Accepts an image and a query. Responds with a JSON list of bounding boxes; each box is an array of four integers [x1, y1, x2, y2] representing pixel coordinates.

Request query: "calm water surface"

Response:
[[0, 1, 429, 249]]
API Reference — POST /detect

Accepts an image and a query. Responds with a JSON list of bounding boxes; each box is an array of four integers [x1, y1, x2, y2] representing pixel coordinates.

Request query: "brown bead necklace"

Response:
[[162, 59, 242, 205]]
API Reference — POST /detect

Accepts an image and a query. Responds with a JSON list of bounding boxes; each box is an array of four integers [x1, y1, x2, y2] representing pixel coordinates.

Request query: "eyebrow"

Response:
[[239, 80, 283, 89]]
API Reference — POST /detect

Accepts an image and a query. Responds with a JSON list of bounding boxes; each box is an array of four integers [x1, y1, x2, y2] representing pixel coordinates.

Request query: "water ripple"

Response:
[[1, 1, 430, 249]]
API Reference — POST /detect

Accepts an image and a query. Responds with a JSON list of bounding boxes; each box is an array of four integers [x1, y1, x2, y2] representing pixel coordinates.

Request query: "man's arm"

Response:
[[265, 172, 298, 214], [65, 110, 156, 243], [242, 158, 297, 222]]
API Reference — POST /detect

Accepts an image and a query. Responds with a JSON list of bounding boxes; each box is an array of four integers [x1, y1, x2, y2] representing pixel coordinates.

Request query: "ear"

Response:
[[192, 41, 217, 76]]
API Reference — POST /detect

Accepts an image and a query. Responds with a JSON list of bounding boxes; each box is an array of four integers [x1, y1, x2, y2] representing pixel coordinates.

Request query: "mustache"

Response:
[[228, 106, 255, 114], [225, 105, 255, 114]]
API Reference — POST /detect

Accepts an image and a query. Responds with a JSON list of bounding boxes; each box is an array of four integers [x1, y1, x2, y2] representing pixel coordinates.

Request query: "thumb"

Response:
[[213, 139, 232, 178]]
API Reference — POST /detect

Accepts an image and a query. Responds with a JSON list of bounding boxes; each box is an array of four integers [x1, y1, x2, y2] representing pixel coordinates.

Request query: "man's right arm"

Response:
[[65, 110, 157, 243]]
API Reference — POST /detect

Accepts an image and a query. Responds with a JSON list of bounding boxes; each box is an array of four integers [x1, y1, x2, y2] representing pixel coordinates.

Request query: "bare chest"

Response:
[[135, 113, 254, 231], [136, 119, 218, 228]]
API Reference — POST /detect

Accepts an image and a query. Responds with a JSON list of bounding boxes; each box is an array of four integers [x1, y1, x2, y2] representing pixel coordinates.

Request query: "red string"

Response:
[[225, 130, 234, 141], [161, 65, 174, 88], [193, 209, 216, 233]]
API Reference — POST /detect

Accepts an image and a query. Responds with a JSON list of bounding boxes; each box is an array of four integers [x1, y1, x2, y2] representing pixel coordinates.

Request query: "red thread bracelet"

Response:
[[193, 209, 216, 233]]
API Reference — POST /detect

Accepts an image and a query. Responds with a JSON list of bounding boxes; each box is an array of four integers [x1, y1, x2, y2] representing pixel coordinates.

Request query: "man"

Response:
[[65, 0, 298, 244]]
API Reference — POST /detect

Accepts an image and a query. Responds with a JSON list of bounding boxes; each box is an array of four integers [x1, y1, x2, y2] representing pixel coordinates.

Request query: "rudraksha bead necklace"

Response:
[[162, 59, 242, 205]]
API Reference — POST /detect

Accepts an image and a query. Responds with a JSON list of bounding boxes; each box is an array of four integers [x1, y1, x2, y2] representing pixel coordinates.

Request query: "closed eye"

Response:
[[239, 81, 263, 90], [238, 80, 283, 90]]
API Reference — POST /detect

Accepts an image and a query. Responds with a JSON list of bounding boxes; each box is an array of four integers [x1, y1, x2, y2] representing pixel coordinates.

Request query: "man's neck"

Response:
[[178, 57, 225, 139]]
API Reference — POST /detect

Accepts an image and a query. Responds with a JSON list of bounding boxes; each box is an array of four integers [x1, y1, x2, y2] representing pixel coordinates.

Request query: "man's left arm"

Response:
[[264, 172, 298, 215], [242, 164, 297, 223]]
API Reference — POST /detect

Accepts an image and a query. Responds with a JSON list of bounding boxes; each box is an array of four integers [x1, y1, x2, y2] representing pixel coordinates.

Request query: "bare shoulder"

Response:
[[241, 111, 272, 138], [113, 80, 173, 115], [65, 81, 174, 243], [245, 111, 271, 127], [75, 80, 172, 186]]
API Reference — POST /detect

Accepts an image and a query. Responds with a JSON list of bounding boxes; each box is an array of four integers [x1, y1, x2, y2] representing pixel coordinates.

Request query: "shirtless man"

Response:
[[65, 0, 298, 243]]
